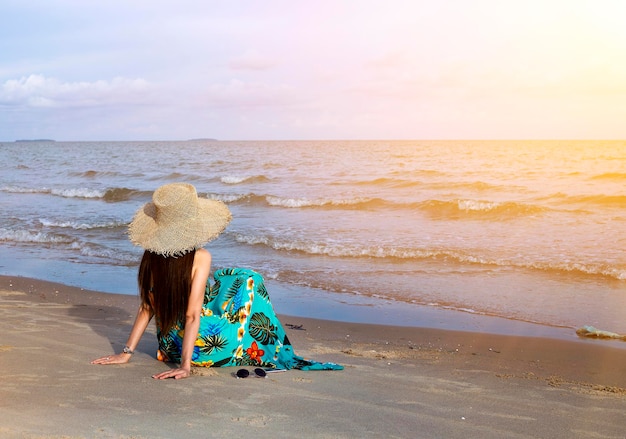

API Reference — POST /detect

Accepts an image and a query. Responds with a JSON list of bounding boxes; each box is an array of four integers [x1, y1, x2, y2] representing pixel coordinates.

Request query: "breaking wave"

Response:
[[213, 192, 547, 219], [220, 175, 271, 185], [69, 241, 139, 265], [102, 187, 146, 202], [207, 192, 386, 209], [229, 231, 625, 280], [39, 218, 127, 230], [417, 199, 547, 219], [67, 170, 138, 178], [0, 227, 137, 265], [0, 185, 146, 201], [590, 172, 626, 181], [0, 228, 72, 244]]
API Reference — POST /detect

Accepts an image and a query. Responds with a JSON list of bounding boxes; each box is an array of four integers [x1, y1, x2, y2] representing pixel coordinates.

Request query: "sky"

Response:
[[1, 0, 626, 141]]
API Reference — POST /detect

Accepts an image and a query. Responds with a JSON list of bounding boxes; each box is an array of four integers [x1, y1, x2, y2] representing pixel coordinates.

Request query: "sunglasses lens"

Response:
[[236, 369, 250, 378], [254, 368, 267, 378]]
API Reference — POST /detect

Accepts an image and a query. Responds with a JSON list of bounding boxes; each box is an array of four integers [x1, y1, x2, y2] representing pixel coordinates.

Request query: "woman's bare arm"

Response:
[[91, 303, 153, 365]]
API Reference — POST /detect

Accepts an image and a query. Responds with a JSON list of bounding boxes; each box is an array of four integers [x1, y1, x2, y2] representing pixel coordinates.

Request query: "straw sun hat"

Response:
[[128, 183, 232, 257]]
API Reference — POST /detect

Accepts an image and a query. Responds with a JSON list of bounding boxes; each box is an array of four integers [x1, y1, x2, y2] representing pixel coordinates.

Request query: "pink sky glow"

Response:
[[1, 0, 625, 140]]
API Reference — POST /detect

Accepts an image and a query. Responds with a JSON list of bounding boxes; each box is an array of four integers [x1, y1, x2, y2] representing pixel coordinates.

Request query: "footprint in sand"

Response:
[[231, 415, 271, 427], [292, 377, 312, 383]]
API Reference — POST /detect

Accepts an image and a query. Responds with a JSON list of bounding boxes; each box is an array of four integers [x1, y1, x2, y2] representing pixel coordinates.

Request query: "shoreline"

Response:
[[1, 273, 622, 346], [2, 274, 626, 438], [2, 241, 624, 339]]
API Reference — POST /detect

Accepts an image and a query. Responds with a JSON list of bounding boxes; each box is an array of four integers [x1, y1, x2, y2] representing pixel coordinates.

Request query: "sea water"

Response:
[[1, 140, 624, 334]]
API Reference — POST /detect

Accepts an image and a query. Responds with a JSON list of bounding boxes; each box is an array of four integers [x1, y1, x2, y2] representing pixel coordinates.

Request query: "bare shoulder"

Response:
[[191, 248, 212, 285], [193, 248, 212, 266]]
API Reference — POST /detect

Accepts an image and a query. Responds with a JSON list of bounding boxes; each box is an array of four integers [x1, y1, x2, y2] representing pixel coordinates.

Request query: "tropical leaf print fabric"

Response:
[[156, 268, 343, 371]]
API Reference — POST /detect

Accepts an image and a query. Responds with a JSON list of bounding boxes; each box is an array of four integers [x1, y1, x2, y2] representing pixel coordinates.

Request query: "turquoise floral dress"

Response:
[[156, 268, 343, 371]]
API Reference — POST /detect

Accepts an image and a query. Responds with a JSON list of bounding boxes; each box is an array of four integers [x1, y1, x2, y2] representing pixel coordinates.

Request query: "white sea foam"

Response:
[[1, 185, 48, 194], [220, 175, 269, 184], [221, 176, 249, 184], [457, 199, 501, 211], [265, 196, 317, 208], [0, 228, 71, 244], [0, 185, 107, 198], [50, 188, 105, 198], [265, 195, 371, 208], [39, 218, 126, 230], [206, 193, 249, 203]]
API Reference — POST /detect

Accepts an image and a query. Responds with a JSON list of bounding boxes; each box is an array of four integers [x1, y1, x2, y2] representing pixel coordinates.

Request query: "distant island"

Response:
[[187, 138, 218, 141], [15, 139, 56, 142]]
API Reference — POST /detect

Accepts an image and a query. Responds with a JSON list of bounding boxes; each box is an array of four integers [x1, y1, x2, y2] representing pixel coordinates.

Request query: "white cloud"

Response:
[[0, 74, 155, 108]]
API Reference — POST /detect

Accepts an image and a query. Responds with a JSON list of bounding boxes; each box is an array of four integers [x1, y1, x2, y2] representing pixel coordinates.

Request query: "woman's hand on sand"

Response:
[[91, 353, 131, 365], [152, 367, 191, 380]]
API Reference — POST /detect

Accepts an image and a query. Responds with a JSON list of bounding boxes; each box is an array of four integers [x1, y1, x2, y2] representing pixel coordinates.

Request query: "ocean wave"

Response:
[[102, 187, 147, 202], [351, 177, 425, 189], [417, 199, 546, 219], [0, 228, 73, 244], [1, 185, 106, 198], [230, 231, 625, 280], [50, 187, 106, 198], [220, 175, 271, 185], [151, 172, 206, 182], [0, 185, 146, 201], [1, 185, 49, 195], [590, 172, 626, 181], [39, 218, 127, 230], [69, 242, 139, 265], [154, 172, 187, 180], [351, 177, 508, 192], [0, 227, 138, 265], [541, 192, 626, 209], [527, 261, 626, 281], [560, 194, 626, 208], [209, 191, 547, 218], [205, 193, 256, 203], [427, 181, 512, 192], [68, 170, 125, 178], [230, 231, 495, 262], [206, 192, 388, 209], [265, 195, 378, 208]]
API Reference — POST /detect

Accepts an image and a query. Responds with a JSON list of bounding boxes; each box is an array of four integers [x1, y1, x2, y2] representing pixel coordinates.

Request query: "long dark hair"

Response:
[[138, 249, 196, 334]]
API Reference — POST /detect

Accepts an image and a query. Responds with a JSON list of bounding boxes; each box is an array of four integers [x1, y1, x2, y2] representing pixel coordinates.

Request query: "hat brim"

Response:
[[128, 197, 232, 256]]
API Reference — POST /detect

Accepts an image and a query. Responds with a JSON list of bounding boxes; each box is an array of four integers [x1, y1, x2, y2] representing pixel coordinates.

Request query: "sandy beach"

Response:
[[1, 274, 625, 439]]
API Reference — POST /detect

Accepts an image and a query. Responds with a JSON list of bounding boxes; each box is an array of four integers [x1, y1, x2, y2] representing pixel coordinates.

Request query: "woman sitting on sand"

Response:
[[92, 183, 342, 379]]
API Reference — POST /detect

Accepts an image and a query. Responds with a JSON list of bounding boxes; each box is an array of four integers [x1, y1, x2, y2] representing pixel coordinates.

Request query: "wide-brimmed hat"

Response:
[[128, 183, 232, 256]]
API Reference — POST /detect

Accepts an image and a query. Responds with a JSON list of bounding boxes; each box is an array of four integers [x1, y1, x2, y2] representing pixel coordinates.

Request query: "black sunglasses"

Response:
[[236, 368, 286, 378], [236, 368, 266, 378]]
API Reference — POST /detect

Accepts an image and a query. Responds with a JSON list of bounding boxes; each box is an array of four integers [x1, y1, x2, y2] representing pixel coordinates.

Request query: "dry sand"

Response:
[[1, 275, 625, 439]]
